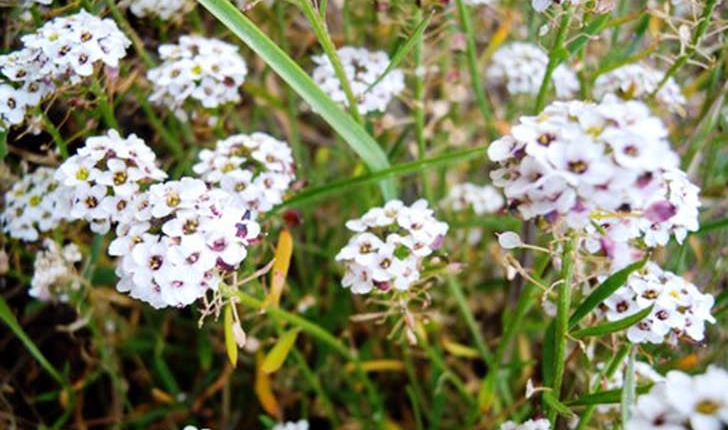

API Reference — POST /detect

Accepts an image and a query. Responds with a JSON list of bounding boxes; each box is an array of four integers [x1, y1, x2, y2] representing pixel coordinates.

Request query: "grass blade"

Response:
[[364, 11, 433, 94], [569, 258, 647, 328], [272, 145, 486, 212], [571, 305, 653, 338], [567, 385, 652, 406], [262, 329, 300, 374], [197, 0, 396, 198], [0, 296, 64, 384]]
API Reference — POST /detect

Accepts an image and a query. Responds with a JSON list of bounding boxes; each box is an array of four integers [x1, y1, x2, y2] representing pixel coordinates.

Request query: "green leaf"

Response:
[[543, 391, 575, 418], [224, 303, 238, 366], [569, 258, 647, 328], [0, 130, 7, 159], [262, 329, 300, 373], [621, 345, 637, 425], [542, 320, 556, 387], [571, 305, 653, 338], [0, 295, 63, 383], [566, 14, 611, 55], [197, 0, 396, 199], [567, 385, 652, 406], [272, 145, 486, 213], [364, 11, 433, 94]]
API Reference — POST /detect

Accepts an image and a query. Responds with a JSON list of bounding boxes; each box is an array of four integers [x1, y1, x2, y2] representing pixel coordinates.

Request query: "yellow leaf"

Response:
[[442, 338, 480, 359], [383, 419, 403, 430], [223, 303, 238, 366], [264, 229, 293, 309], [345, 359, 405, 373], [479, 11, 512, 64], [255, 351, 282, 418], [151, 387, 175, 404], [262, 329, 299, 374], [676, 353, 699, 371]]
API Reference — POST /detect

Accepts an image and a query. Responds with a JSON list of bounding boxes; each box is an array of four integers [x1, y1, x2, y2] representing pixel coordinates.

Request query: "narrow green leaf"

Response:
[[569, 258, 647, 328], [364, 11, 433, 94], [196, 0, 396, 198], [0, 130, 7, 159], [621, 345, 637, 425], [567, 385, 652, 406], [0, 296, 63, 383], [543, 392, 576, 418], [566, 14, 611, 55], [272, 145, 486, 213], [542, 320, 556, 387], [224, 303, 238, 366], [262, 329, 300, 373], [572, 305, 653, 338]]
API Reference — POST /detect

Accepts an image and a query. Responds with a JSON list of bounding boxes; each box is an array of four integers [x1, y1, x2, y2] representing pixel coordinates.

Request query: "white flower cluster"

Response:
[[2, 167, 71, 241], [627, 366, 728, 430], [441, 182, 504, 215], [594, 63, 686, 113], [487, 95, 700, 248], [336, 200, 448, 294], [147, 35, 248, 119], [109, 177, 261, 309], [487, 42, 579, 99], [272, 420, 309, 430], [0, 10, 129, 130], [501, 418, 550, 430], [311, 46, 405, 115], [192, 133, 296, 213], [600, 262, 715, 344], [54, 130, 167, 234], [129, 0, 189, 20], [30, 239, 82, 302]]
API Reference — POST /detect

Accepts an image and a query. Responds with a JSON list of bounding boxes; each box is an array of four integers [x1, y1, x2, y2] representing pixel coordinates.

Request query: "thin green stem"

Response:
[[296, 0, 364, 125], [42, 113, 69, 159], [105, 0, 156, 68], [575, 345, 629, 430], [535, 8, 572, 113], [90, 79, 119, 130], [412, 8, 431, 201], [226, 288, 385, 425], [454, 0, 494, 133], [447, 276, 494, 367], [133, 89, 185, 160], [547, 237, 575, 425], [655, 0, 718, 92]]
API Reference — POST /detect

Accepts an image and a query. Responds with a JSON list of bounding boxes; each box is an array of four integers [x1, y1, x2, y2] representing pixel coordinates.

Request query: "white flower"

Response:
[[598, 262, 715, 345], [498, 231, 523, 249], [272, 420, 309, 430], [54, 130, 167, 230], [0, 10, 129, 114], [487, 42, 579, 98], [0, 83, 33, 131], [129, 0, 189, 20], [29, 239, 82, 302], [594, 63, 686, 113], [111, 178, 261, 309], [147, 35, 247, 119], [488, 95, 700, 249], [628, 366, 728, 430], [441, 182, 504, 215], [192, 132, 296, 214], [311, 46, 405, 115], [501, 418, 550, 430], [2, 167, 72, 241], [336, 199, 448, 294]]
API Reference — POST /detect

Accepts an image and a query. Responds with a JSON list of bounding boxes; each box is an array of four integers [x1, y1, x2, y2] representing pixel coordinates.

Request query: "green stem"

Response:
[[447, 276, 494, 367], [227, 289, 384, 424], [547, 238, 575, 425], [133, 89, 185, 160], [412, 8, 431, 201], [655, 0, 718, 92], [295, 0, 364, 125], [43, 113, 69, 159], [535, 7, 572, 113], [105, 0, 156, 68], [90, 79, 120, 130], [454, 0, 494, 133], [575, 345, 629, 430]]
